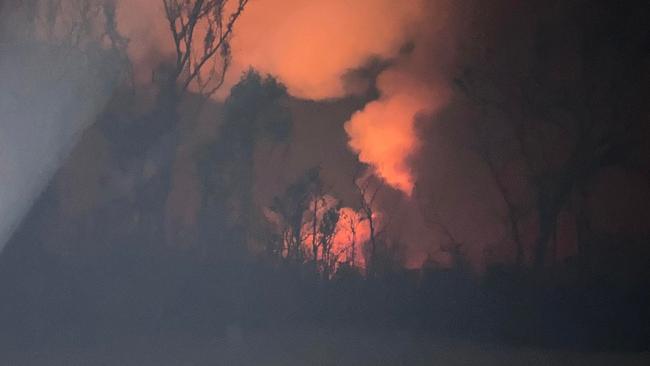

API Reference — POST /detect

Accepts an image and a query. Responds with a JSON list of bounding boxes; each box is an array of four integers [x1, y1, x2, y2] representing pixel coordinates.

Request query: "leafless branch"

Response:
[[162, 0, 248, 94]]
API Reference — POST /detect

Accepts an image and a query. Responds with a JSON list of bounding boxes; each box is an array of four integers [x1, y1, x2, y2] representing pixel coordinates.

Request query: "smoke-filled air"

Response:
[[0, 0, 648, 364]]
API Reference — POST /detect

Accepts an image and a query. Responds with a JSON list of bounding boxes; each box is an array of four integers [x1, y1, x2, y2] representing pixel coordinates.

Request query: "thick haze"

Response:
[[0, 39, 118, 252], [1, 2, 648, 357], [0, 0, 496, 266], [4, 0, 646, 269]]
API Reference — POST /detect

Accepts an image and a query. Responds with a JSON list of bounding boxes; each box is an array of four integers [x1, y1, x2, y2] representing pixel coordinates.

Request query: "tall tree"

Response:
[[354, 172, 385, 277], [268, 167, 320, 263], [455, 0, 649, 269], [199, 71, 291, 258]]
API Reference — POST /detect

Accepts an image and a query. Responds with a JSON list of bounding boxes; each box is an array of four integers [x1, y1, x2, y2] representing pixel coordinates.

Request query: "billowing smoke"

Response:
[[0, 0, 461, 267], [117, 0, 429, 97], [230, 0, 454, 195], [115, 0, 454, 194], [344, 1, 456, 195], [344, 69, 445, 194], [112, 0, 460, 266], [229, 0, 425, 100], [236, 0, 454, 195]]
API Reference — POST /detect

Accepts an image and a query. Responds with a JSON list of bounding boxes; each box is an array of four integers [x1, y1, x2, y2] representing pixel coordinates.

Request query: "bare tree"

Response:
[[309, 180, 324, 266], [267, 168, 360, 279], [453, 0, 647, 270], [470, 120, 529, 267], [162, 0, 248, 97], [414, 185, 466, 271], [318, 204, 341, 279], [342, 210, 358, 267], [353, 171, 384, 277]]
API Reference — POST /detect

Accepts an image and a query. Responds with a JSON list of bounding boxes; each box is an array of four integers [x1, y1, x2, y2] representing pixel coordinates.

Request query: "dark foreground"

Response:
[[1, 328, 649, 366]]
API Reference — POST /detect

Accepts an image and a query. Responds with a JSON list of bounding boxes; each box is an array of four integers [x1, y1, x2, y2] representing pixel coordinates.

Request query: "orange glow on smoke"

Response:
[[331, 207, 370, 268], [345, 69, 441, 194], [305, 204, 370, 269], [264, 197, 371, 270], [232, 0, 440, 193], [117, 0, 439, 193], [230, 0, 424, 100]]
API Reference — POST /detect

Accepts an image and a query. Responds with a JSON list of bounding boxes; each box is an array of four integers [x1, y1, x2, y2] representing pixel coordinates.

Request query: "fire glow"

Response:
[[117, 0, 437, 193]]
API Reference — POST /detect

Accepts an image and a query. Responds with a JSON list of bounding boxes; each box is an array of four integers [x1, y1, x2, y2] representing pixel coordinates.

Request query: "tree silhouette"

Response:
[[162, 0, 248, 97], [268, 167, 320, 263], [199, 71, 291, 258], [454, 0, 648, 270], [353, 171, 385, 277]]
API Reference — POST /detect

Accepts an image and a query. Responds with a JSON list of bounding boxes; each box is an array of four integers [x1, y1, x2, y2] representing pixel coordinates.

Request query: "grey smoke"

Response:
[[0, 41, 119, 251]]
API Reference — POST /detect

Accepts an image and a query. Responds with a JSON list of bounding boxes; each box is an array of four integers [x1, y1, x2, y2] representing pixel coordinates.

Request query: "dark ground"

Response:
[[1, 328, 649, 366]]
